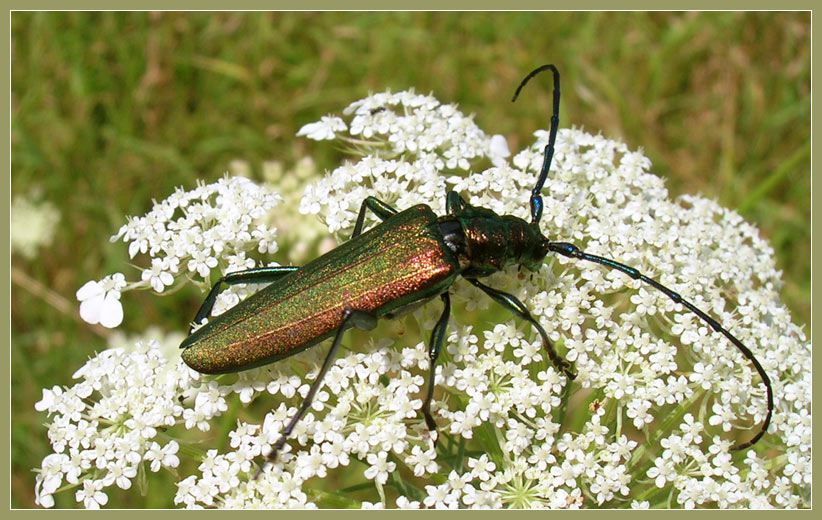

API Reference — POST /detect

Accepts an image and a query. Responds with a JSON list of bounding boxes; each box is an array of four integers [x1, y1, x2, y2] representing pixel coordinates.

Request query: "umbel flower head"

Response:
[[10, 194, 61, 260], [37, 88, 809, 509]]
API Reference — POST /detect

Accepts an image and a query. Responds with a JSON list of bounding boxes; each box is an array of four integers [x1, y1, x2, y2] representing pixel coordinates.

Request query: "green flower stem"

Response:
[[627, 389, 704, 476]]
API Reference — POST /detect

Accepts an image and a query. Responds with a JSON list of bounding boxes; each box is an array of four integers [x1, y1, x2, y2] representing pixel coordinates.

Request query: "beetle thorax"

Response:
[[439, 213, 548, 278]]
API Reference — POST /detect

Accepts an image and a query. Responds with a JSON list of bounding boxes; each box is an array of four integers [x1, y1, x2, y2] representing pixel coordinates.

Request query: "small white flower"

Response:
[[488, 134, 511, 166], [34, 386, 63, 414], [102, 459, 137, 490], [364, 452, 395, 485], [297, 116, 347, 140], [76, 273, 126, 328], [405, 445, 438, 477], [144, 441, 180, 472], [295, 445, 327, 480], [76, 479, 108, 509], [141, 257, 177, 293], [396, 496, 421, 509], [626, 398, 653, 428], [647, 456, 677, 488]]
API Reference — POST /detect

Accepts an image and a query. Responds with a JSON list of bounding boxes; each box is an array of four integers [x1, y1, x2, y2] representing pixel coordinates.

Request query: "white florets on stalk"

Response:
[[39, 88, 809, 509], [74, 177, 282, 329], [34, 332, 198, 508]]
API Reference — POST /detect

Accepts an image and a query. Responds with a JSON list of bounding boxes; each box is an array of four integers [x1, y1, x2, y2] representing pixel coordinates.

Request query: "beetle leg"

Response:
[[189, 266, 300, 333], [421, 292, 451, 439], [547, 241, 773, 451], [352, 196, 398, 238], [256, 308, 378, 478], [466, 278, 576, 380], [445, 191, 469, 215]]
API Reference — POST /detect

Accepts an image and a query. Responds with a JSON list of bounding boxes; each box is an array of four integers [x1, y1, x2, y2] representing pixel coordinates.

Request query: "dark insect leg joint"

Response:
[[352, 197, 399, 238]]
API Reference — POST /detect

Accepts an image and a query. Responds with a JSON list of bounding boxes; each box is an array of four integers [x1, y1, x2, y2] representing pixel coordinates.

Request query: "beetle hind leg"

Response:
[[352, 196, 398, 237], [187, 266, 300, 334], [421, 293, 451, 443], [255, 308, 378, 479]]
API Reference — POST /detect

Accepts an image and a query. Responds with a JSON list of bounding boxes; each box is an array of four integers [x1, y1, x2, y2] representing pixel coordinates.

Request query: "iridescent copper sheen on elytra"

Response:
[[181, 205, 459, 374]]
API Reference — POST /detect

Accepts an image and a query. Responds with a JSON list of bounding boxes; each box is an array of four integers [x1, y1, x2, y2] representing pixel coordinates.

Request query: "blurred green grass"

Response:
[[10, 12, 809, 508]]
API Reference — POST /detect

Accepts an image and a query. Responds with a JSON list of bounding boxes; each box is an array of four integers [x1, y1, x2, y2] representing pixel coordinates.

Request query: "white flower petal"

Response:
[[489, 134, 511, 163], [98, 292, 124, 328], [76, 280, 103, 301], [78, 294, 105, 325]]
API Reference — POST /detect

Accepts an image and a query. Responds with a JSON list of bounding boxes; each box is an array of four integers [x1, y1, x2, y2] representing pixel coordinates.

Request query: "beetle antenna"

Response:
[[548, 241, 773, 451], [512, 64, 560, 227]]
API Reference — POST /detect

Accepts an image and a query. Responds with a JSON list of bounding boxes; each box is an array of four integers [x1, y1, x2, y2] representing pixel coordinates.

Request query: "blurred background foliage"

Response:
[[11, 12, 809, 508]]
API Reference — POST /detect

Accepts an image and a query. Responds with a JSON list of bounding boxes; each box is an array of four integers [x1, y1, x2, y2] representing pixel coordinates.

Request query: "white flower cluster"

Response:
[[33, 331, 228, 508], [10, 194, 61, 260], [258, 156, 339, 264], [170, 333, 635, 509], [292, 90, 808, 508], [174, 343, 433, 508], [298, 89, 510, 232], [39, 87, 809, 509], [75, 177, 282, 328]]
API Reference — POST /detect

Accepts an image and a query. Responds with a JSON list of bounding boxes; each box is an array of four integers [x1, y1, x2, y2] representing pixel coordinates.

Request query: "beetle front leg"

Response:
[[255, 308, 378, 479], [467, 278, 576, 380], [445, 191, 469, 215], [421, 292, 451, 440]]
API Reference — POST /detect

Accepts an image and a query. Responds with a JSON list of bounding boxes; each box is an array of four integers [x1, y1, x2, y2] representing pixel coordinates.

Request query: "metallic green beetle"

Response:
[[181, 65, 773, 474]]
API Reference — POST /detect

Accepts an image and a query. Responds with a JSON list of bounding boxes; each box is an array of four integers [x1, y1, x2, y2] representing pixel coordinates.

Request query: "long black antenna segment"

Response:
[[513, 64, 772, 452], [511, 64, 561, 227], [546, 241, 773, 451]]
